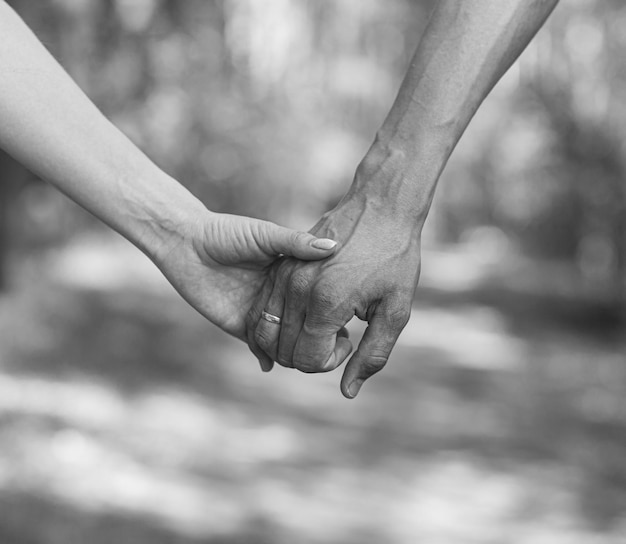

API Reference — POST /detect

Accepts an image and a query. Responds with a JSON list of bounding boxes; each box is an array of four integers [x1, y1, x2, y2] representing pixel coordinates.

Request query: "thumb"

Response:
[[258, 223, 338, 260]]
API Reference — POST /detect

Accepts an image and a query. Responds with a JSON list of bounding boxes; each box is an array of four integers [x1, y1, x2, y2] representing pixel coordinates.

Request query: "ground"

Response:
[[0, 234, 625, 544]]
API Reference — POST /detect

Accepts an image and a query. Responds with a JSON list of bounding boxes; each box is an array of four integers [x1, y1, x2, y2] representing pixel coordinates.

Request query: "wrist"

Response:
[[345, 135, 441, 230], [129, 172, 210, 264], [319, 183, 422, 259]]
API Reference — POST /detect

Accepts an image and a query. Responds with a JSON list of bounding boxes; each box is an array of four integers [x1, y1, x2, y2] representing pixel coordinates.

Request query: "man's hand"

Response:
[[244, 0, 559, 398], [247, 178, 422, 398], [152, 211, 337, 368]]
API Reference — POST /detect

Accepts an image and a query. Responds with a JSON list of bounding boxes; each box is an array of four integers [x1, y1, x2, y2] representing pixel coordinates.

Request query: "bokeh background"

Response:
[[1, 0, 625, 542]]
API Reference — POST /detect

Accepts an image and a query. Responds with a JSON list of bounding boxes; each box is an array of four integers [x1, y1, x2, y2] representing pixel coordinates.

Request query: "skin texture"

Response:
[[156, 213, 337, 344], [1, 0, 560, 397], [247, 172, 421, 394], [249, 0, 559, 398], [0, 1, 337, 343]]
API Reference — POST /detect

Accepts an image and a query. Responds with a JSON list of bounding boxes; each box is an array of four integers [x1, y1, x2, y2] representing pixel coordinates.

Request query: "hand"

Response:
[[246, 191, 422, 398], [151, 211, 337, 366]]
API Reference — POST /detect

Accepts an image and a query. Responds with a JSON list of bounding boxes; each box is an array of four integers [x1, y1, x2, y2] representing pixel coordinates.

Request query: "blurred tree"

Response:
[[0, 151, 25, 289], [1, 0, 624, 311]]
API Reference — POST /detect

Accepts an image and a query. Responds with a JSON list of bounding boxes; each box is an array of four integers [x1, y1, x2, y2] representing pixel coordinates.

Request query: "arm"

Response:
[[354, 0, 558, 223], [0, 0, 194, 258], [248, 0, 558, 397], [0, 1, 337, 352]]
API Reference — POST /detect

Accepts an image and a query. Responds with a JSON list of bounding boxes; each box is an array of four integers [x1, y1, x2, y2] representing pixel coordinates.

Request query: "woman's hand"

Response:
[[152, 211, 337, 369]]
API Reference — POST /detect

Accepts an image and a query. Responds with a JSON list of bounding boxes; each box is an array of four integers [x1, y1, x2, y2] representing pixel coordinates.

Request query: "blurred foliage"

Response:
[[1, 0, 625, 299], [0, 261, 625, 543], [436, 0, 626, 291], [1, 3, 626, 542], [5, 0, 430, 225]]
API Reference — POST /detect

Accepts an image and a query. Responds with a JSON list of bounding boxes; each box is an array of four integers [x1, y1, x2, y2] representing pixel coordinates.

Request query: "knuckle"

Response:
[[385, 305, 411, 331], [290, 230, 309, 247], [288, 269, 313, 297], [277, 354, 292, 368], [274, 258, 294, 283], [361, 354, 388, 376], [293, 349, 326, 373], [310, 281, 342, 311], [254, 327, 275, 350]]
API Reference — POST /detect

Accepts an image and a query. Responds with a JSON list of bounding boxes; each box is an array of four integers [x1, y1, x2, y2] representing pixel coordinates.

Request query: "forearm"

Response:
[[0, 1, 206, 258], [350, 0, 558, 226]]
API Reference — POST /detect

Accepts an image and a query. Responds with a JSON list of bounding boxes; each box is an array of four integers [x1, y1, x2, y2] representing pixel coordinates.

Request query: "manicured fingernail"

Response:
[[259, 359, 272, 372], [347, 379, 364, 399], [311, 238, 337, 250]]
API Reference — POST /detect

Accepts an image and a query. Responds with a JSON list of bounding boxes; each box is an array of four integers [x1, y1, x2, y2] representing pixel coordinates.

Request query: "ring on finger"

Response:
[[261, 311, 282, 325]]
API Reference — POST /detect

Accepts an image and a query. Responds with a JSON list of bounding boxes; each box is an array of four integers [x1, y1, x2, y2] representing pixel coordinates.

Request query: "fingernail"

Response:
[[322, 353, 336, 371], [311, 238, 337, 250], [347, 379, 364, 399], [259, 359, 272, 372]]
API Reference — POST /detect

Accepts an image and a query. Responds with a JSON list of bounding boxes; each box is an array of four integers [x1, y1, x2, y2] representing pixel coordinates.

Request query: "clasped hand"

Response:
[[246, 192, 422, 399]]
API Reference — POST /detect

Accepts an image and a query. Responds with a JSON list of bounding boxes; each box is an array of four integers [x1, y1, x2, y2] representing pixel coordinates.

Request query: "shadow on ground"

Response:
[[1, 256, 625, 543]]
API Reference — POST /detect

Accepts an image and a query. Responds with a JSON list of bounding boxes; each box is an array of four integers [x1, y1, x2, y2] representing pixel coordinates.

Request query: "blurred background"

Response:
[[1, 0, 625, 542]]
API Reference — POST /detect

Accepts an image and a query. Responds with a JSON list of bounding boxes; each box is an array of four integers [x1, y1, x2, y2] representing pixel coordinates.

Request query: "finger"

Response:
[[340, 304, 411, 399], [250, 340, 274, 372], [276, 273, 307, 368], [253, 280, 286, 363], [245, 277, 276, 372], [256, 223, 337, 260], [292, 298, 352, 373], [319, 327, 353, 373], [293, 320, 345, 373]]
